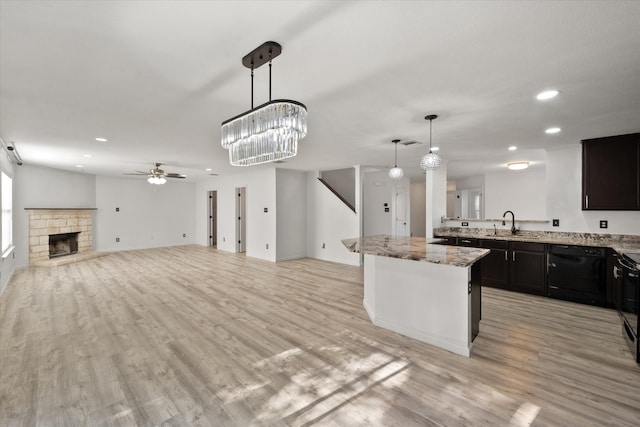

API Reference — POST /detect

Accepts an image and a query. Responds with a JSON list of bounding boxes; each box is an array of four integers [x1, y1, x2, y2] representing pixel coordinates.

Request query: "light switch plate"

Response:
[[461, 221, 469, 226], [599, 220, 608, 229], [552, 219, 560, 227]]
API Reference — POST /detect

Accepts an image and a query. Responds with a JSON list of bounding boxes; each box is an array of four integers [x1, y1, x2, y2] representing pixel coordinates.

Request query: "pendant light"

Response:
[[420, 114, 441, 170], [389, 139, 404, 179], [221, 41, 307, 166]]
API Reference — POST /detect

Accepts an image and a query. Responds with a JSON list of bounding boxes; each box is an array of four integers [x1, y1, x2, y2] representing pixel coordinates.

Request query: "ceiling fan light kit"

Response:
[[221, 41, 307, 167], [126, 163, 186, 185]]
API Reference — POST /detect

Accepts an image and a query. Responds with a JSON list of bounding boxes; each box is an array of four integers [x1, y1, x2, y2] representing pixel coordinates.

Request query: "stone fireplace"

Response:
[[27, 209, 94, 265]]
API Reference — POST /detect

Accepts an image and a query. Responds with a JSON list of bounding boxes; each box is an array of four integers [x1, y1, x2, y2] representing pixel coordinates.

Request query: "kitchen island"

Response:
[[342, 235, 489, 357]]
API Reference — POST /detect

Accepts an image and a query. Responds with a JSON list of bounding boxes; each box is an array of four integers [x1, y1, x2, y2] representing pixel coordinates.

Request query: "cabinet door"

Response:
[[480, 239, 508, 289], [510, 250, 546, 295], [582, 133, 640, 210]]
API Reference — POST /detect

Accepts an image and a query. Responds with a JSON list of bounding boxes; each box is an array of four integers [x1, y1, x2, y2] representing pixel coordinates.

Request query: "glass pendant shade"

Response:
[[147, 176, 167, 185], [389, 167, 404, 179], [221, 100, 307, 166], [420, 114, 441, 170], [420, 151, 441, 170]]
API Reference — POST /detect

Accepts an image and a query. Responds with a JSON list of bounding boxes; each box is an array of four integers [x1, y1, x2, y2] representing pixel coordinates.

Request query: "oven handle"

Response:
[[618, 256, 639, 273]]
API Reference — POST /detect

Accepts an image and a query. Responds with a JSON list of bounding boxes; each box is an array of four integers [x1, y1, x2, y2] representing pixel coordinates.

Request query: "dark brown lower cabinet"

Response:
[[480, 239, 509, 289], [479, 239, 546, 296], [509, 241, 547, 295]]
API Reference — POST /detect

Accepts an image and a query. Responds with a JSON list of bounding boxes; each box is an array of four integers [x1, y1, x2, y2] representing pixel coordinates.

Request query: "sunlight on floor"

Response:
[[246, 346, 410, 425], [509, 402, 541, 427]]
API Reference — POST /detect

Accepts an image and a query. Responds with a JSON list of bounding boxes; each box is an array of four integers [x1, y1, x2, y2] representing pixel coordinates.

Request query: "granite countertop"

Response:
[[433, 227, 640, 255], [341, 235, 489, 267]]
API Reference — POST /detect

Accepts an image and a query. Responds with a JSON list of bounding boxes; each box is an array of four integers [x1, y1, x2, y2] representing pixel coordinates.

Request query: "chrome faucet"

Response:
[[502, 210, 517, 235]]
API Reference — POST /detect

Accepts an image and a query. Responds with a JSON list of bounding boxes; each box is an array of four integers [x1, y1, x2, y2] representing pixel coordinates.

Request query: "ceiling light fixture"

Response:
[[536, 90, 559, 101], [95, 137, 107, 142], [389, 139, 404, 179], [83, 154, 93, 158], [545, 127, 562, 134], [420, 114, 441, 170], [508, 162, 529, 170], [431, 146, 440, 152], [75, 164, 83, 168], [508, 146, 517, 151], [147, 176, 167, 185], [221, 41, 307, 166]]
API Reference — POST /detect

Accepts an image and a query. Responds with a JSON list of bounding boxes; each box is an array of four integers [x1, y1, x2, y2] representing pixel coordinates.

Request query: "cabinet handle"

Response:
[[585, 194, 589, 209], [504, 251, 508, 261], [614, 266, 620, 279], [461, 239, 471, 244], [512, 251, 516, 262]]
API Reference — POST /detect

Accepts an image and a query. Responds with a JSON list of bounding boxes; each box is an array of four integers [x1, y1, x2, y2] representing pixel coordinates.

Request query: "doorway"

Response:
[[393, 185, 409, 236], [208, 191, 217, 247], [236, 187, 246, 253]]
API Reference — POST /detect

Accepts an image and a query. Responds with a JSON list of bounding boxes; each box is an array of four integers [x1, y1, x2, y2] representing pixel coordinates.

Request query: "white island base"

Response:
[[363, 253, 480, 357]]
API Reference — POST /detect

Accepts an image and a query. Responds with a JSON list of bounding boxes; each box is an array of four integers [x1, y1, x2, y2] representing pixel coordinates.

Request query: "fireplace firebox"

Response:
[[49, 232, 80, 259]]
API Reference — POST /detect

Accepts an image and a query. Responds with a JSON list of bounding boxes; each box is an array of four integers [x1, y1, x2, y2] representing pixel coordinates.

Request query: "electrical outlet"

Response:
[[266, 243, 269, 249], [462, 221, 469, 227], [553, 219, 560, 227], [116, 237, 120, 242], [599, 220, 608, 229], [223, 237, 226, 242], [322, 243, 326, 249], [264, 207, 268, 213], [115, 207, 119, 212], [183, 233, 186, 238]]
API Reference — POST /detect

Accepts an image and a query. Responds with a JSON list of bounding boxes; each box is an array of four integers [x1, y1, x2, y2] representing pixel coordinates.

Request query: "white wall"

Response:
[[195, 168, 277, 261], [13, 164, 96, 268], [547, 144, 640, 234], [307, 171, 360, 266], [95, 176, 196, 252], [0, 149, 16, 294], [485, 169, 547, 220], [276, 169, 307, 261], [426, 165, 448, 236], [410, 180, 426, 237], [363, 170, 410, 236]]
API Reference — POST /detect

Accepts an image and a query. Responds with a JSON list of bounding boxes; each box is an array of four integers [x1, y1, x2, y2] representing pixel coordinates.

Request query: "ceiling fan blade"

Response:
[[124, 172, 150, 176], [165, 173, 186, 179]]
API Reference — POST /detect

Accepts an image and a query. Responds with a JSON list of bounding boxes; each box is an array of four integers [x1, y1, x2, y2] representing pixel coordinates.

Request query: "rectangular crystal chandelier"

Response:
[[221, 42, 307, 166]]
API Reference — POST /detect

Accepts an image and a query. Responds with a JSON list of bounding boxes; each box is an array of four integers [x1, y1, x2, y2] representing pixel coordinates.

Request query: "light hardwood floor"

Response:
[[1, 245, 639, 426]]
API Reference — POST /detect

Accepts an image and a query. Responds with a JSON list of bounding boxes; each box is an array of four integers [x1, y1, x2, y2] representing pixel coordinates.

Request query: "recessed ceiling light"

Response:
[[95, 137, 107, 142], [536, 90, 559, 101], [205, 168, 212, 171], [431, 146, 440, 152], [75, 164, 84, 168], [545, 127, 562, 134], [83, 154, 93, 158], [508, 146, 517, 151], [508, 162, 529, 170]]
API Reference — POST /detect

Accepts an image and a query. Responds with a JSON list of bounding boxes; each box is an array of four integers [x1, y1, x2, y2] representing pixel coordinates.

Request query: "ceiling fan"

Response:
[[125, 162, 186, 185]]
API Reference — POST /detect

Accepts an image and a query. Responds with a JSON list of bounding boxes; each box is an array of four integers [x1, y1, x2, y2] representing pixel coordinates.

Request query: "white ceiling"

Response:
[[1, 1, 639, 181]]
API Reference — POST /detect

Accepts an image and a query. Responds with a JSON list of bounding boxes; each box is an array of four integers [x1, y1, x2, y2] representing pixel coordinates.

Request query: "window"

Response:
[[2, 172, 12, 253]]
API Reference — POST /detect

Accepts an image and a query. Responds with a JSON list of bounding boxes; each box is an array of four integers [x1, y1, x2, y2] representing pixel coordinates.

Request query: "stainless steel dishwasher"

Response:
[[547, 244, 607, 306]]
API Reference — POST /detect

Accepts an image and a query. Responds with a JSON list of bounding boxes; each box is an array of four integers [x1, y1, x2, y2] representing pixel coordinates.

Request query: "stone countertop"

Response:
[[433, 227, 640, 255], [342, 235, 489, 267]]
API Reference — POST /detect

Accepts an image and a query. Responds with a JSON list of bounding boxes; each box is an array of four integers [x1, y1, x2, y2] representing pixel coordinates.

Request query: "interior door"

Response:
[[208, 191, 217, 247], [394, 186, 408, 236], [236, 187, 246, 253]]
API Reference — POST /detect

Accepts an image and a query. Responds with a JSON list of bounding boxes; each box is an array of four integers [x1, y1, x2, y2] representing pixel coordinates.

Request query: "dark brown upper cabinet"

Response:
[[582, 133, 640, 210]]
